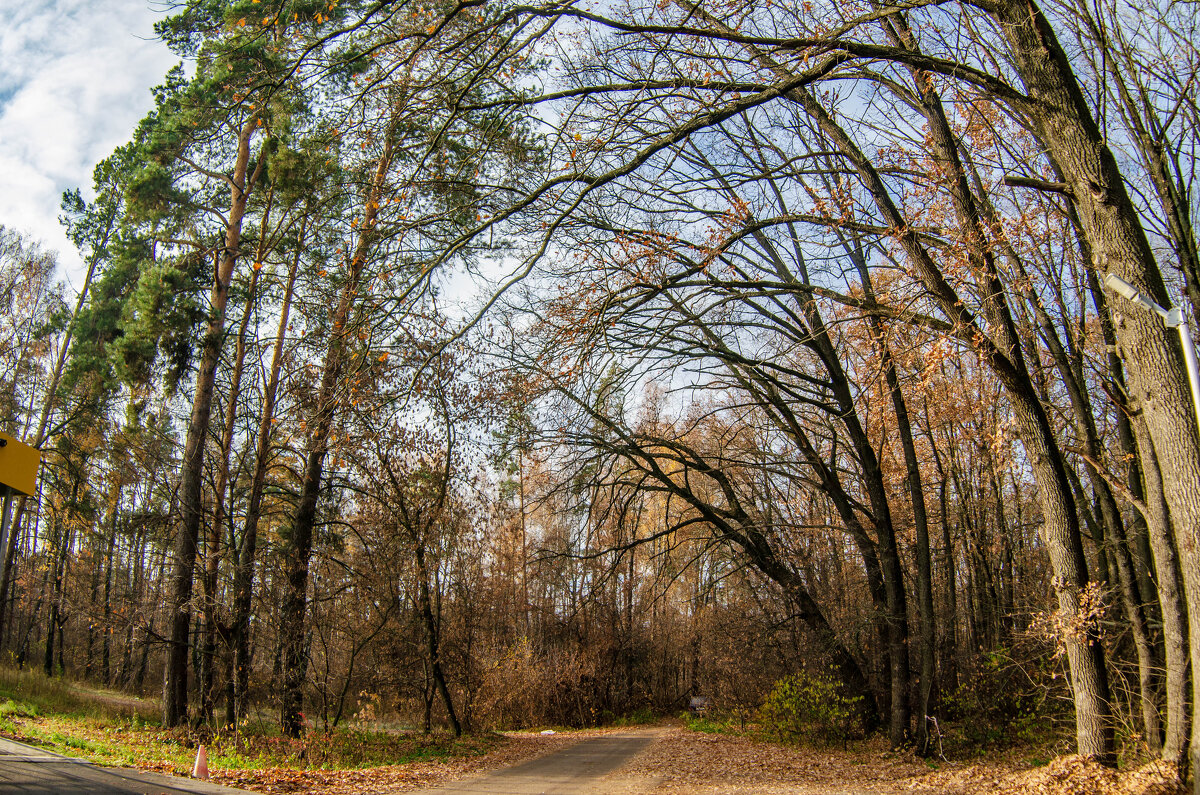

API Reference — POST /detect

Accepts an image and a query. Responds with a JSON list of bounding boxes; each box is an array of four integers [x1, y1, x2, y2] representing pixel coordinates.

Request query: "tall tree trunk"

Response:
[[279, 141, 394, 737], [800, 84, 1113, 761], [1086, 268, 1188, 761], [1131, 411, 1191, 766], [202, 202, 269, 725], [927, 424, 960, 697], [981, 143, 1165, 747], [232, 217, 303, 722], [694, 147, 902, 737], [989, 0, 1199, 768], [44, 518, 74, 678], [163, 119, 263, 727], [91, 481, 121, 683], [854, 245, 935, 752], [816, 13, 1114, 754]]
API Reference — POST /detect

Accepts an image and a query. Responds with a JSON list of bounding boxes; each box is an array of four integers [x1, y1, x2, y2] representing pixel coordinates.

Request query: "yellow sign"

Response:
[[0, 433, 39, 497]]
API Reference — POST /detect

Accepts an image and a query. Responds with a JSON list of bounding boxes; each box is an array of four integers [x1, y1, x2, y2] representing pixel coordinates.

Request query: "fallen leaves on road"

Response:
[[211, 765, 421, 793], [907, 754, 1182, 794]]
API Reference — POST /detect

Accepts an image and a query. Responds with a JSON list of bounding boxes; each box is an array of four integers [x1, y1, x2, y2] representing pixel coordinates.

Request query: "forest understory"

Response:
[[0, 667, 1185, 795]]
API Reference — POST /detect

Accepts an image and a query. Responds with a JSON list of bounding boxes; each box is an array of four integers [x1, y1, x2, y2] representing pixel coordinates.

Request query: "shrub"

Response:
[[941, 647, 1066, 750], [613, 706, 655, 726], [756, 671, 864, 746]]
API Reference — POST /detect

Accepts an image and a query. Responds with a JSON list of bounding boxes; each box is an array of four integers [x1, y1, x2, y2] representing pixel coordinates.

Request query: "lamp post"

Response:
[[1104, 272, 1200, 440]]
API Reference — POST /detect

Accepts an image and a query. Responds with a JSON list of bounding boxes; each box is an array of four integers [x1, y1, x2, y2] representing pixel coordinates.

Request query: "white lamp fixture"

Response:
[[1105, 272, 1200, 439]]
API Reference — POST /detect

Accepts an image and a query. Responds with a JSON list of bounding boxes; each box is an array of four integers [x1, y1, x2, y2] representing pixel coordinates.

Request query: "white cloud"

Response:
[[0, 0, 176, 286]]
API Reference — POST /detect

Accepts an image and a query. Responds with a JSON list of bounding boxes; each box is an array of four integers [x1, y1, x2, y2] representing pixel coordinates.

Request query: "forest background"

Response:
[[1, 0, 1199, 788]]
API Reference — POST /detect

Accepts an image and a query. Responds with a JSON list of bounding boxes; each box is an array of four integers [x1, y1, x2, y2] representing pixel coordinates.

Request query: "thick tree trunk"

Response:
[[990, 0, 1200, 771]]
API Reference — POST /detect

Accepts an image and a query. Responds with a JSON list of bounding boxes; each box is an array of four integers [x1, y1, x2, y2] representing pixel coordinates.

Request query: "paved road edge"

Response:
[[0, 736, 259, 794]]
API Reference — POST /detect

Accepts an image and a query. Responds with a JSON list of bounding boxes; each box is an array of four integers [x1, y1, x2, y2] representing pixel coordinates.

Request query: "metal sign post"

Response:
[[0, 490, 12, 590]]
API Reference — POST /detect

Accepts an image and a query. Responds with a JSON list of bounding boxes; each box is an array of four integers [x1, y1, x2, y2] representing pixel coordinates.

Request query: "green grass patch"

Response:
[[680, 711, 747, 735], [0, 666, 156, 722], [0, 665, 504, 774], [612, 706, 656, 727]]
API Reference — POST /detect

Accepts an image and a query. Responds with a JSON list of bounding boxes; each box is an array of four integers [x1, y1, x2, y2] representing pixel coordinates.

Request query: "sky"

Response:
[[0, 0, 176, 288]]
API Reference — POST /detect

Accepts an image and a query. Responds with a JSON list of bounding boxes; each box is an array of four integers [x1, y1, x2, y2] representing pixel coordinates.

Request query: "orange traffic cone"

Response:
[[192, 744, 209, 780]]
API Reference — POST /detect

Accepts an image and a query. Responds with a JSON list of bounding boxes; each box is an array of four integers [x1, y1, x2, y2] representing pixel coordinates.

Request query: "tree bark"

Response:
[[202, 201, 270, 725], [988, 0, 1199, 770], [414, 541, 462, 736], [279, 141, 394, 737], [232, 216, 304, 723], [163, 118, 262, 727]]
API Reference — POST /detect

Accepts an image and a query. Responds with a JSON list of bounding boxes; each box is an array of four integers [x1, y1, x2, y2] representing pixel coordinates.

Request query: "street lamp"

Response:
[[1104, 272, 1200, 439]]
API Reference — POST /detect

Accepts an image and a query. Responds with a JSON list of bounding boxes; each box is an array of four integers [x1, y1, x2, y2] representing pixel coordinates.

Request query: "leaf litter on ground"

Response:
[[596, 727, 1186, 795]]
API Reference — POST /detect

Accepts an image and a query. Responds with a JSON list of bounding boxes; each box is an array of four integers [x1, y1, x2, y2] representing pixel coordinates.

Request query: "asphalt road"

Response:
[[0, 731, 655, 794], [0, 738, 255, 795], [420, 732, 656, 795]]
